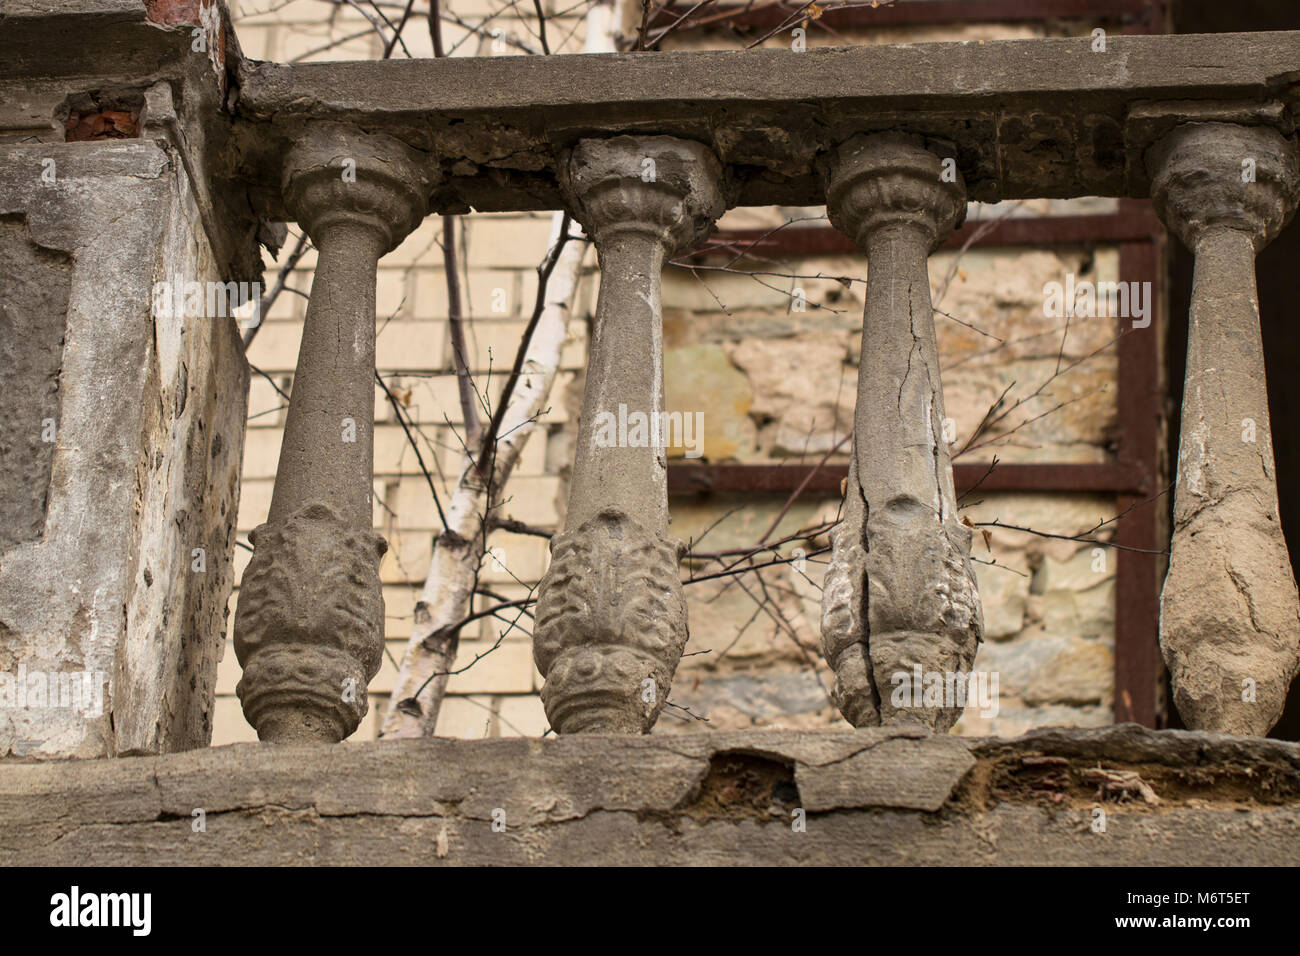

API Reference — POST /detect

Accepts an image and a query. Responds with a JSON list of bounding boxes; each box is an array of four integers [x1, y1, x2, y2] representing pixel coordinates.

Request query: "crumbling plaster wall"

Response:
[[0, 0, 261, 759], [0, 136, 248, 757]]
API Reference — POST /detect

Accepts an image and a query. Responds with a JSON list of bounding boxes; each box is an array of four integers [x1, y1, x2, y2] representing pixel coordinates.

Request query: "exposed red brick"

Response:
[[65, 110, 140, 142], [215, 11, 227, 71], [143, 0, 204, 26], [142, 0, 226, 77]]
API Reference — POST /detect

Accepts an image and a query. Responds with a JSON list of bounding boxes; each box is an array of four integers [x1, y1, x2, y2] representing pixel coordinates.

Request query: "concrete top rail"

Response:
[[2, 4, 1297, 216], [228, 31, 1300, 215]]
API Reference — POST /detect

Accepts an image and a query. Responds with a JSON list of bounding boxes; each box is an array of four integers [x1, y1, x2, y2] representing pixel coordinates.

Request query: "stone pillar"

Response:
[[819, 133, 983, 732], [1148, 122, 1300, 735], [234, 124, 430, 743], [533, 135, 724, 734]]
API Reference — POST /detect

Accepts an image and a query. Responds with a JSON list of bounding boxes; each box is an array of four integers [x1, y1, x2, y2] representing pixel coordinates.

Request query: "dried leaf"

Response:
[[1083, 767, 1162, 806], [961, 515, 991, 551], [808, 2, 824, 18]]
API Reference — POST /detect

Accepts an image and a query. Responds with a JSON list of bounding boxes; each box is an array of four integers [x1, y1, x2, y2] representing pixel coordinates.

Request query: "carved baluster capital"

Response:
[[281, 122, 432, 251], [1149, 122, 1299, 252], [559, 135, 725, 256], [824, 132, 965, 252]]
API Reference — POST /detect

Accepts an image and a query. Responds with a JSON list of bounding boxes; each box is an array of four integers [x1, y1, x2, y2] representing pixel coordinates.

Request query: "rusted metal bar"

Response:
[[693, 208, 1165, 260], [651, 0, 1160, 33], [1113, 212, 1164, 727], [667, 461, 1149, 496]]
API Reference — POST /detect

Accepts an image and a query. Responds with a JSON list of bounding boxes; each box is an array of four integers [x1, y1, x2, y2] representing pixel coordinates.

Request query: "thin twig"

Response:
[[428, 0, 445, 56], [244, 232, 310, 348], [757, 433, 850, 545], [382, 0, 419, 56], [375, 370, 449, 529], [646, 0, 716, 46], [532, 0, 551, 53], [635, 0, 654, 49], [473, 213, 575, 478], [974, 518, 1168, 556]]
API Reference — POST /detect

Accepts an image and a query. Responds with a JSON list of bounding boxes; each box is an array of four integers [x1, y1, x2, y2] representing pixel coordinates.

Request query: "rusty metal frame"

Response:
[[650, 0, 1165, 35], [1112, 205, 1165, 727], [668, 200, 1167, 726]]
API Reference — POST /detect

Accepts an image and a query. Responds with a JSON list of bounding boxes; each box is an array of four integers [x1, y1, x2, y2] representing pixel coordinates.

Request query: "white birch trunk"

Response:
[[381, 0, 634, 740], [380, 0, 630, 734], [381, 211, 587, 737]]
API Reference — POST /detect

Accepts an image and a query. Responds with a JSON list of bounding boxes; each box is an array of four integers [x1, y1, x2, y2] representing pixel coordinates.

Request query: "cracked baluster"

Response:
[[819, 133, 983, 732], [1149, 122, 1300, 735], [534, 136, 724, 734], [234, 124, 431, 743]]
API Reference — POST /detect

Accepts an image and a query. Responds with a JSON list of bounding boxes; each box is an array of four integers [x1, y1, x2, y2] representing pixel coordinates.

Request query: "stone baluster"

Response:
[[233, 125, 430, 743], [819, 132, 983, 731], [1149, 122, 1300, 735], [533, 136, 724, 734]]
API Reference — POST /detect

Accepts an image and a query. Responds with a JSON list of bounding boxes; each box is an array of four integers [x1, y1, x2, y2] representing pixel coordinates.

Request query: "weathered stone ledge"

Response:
[[228, 31, 1300, 215], [2, 725, 1297, 865]]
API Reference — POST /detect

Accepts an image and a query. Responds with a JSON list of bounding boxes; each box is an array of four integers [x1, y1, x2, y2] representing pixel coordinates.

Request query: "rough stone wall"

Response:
[[216, 2, 1130, 742]]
